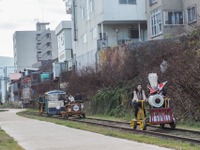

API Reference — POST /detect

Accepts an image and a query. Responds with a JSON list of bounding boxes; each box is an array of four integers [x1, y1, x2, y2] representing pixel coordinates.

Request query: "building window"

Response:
[[81, 7, 85, 19], [89, 0, 94, 13], [149, 0, 157, 5], [86, 0, 90, 20], [46, 42, 52, 47], [47, 51, 52, 56], [83, 34, 87, 43], [92, 27, 97, 39], [61, 33, 64, 45], [187, 5, 197, 24], [164, 11, 183, 25], [59, 54, 65, 60], [150, 9, 162, 37], [46, 33, 51, 38], [130, 29, 139, 39], [119, 0, 136, 5]]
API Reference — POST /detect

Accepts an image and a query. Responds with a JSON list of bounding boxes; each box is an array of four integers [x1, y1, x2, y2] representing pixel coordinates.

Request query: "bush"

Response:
[[0, 101, 22, 108], [33, 26, 200, 121]]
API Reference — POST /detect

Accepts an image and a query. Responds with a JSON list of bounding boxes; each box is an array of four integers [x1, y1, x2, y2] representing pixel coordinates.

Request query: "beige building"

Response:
[[147, 0, 200, 40], [64, 0, 147, 70], [183, 0, 200, 31], [62, 0, 200, 70]]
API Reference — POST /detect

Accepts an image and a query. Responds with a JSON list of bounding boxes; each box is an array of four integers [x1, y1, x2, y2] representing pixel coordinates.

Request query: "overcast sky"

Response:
[[0, 0, 70, 57]]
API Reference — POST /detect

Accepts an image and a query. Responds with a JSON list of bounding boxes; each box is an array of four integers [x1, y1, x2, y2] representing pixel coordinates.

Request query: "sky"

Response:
[[0, 0, 71, 57]]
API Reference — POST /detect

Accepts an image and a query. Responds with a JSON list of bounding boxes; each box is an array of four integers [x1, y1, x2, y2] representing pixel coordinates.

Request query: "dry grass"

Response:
[[0, 128, 24, 150]]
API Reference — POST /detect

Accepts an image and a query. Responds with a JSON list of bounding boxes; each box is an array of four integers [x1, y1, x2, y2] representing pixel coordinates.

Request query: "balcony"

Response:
[[36, 34, 41, 41], [118, 38, 140, 45], [97, 39, 108, 51]]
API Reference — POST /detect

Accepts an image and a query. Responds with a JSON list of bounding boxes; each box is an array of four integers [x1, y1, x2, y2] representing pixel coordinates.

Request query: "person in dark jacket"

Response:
[[74, 92, 83, 101], [38, 95, 44, 112]]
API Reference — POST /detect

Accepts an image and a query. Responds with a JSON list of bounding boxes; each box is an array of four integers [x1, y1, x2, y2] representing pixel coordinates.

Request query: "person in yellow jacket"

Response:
[[132, 84, 147, 120]]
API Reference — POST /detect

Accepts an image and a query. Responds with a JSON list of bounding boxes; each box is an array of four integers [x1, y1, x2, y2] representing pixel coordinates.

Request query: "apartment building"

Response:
[[183, 0, 200, 31], [64, 0, 147, 70], [13, 22, 58, 72], [34, 22, 58, 68], [147, 0, 200, 40], [55, 21, 73, 63]]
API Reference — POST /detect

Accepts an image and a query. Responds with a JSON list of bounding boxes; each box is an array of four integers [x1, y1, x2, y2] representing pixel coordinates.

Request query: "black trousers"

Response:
[[133, 102, 146, 118]]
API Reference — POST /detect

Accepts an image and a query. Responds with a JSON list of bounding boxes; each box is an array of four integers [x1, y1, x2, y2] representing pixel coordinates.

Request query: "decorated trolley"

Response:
[[61, 98, 86, 119], [38, 90, 66, 116], [130, 73, 176, 130]]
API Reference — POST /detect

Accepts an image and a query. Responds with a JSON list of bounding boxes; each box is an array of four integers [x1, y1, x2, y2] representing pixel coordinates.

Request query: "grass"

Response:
[[177, 120, 200, 131], [17, 109, 200, 150], [0, 128, 24, 150], [0, 101, 22, 109], [0, 110, 8, 112]]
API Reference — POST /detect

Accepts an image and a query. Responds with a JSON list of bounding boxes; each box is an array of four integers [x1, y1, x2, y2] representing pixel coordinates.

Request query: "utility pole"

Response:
[[1, 67, 8, 103]]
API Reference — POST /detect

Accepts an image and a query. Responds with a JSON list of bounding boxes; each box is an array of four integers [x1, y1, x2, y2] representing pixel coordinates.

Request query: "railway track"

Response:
[[23, 112, 200, 145], [86, 117, 200, 134]]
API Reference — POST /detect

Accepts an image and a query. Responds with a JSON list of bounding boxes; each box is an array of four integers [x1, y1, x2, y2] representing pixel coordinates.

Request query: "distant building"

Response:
[[0, 56, 14, 67], [64, 0, 147, 70], [33, 22, 58, 69], [13, 22, 58, 72], [13, 31, 37, 72], [0, 56, 14, 102], [9, 73, 21, 101]]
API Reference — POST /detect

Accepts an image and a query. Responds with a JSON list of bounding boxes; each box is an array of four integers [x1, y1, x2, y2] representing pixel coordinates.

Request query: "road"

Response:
[[0, 109, 173, 150]]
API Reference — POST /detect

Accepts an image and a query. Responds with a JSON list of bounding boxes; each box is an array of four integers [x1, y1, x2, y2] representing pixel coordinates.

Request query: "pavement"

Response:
[[0, 109, 173, 150]]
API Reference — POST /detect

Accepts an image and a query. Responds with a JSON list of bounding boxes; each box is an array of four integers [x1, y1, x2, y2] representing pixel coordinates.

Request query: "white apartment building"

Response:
[[63, 0, 200, 70], [55, 21, 73, 63], [147, 0, 200, 40], [183, 0, 200, 31], [64, 0, 147, 70]]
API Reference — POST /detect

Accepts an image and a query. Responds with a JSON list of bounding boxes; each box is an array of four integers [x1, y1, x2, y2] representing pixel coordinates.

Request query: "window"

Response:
[[119, 0, 136, 5], [47, 51, 52, 56], [81, 7, 85, 19], [46, 33, 51, 38], [59, 54, 65, 60], [92, 27, 97, 39], [187, 5, 197, 23], [164, 11, 183, 25], [149, 0, 157, 5], [130, 30, 139, 38], [86, 0, 90, 20], [46, 42, 52, 47], [150, 9, 162, 37], [89, 0, 94, 13], [83, 34, 87, 43]]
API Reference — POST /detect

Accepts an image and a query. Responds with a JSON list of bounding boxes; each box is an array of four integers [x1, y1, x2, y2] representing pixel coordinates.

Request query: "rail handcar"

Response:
[[130, 98, 176, 130], [130, 73, 176, 130], [61, 100, 86, 119], [38, 90, 66, 116]]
